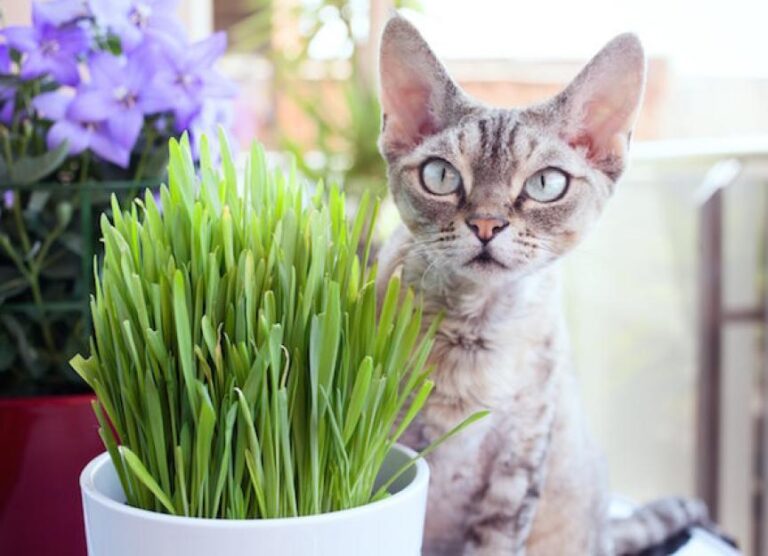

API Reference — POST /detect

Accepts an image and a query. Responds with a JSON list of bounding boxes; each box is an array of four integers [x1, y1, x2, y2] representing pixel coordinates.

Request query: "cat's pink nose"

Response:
[[466, 217, 509, 244]]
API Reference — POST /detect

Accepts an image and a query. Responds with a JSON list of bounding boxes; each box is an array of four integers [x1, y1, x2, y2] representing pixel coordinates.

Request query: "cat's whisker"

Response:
[[510, 238, 558, 258], [419, 259, 442, 291]]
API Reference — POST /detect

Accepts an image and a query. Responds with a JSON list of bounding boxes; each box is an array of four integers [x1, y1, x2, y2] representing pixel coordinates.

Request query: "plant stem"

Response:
[[79, 151, 91, 182], [10, 194, 60, 358], [0, 236, 31, 281], [32, 223, 65, 275], [18, 128, 29, 158], [133, 125, 156, 183], [1, 127, 13, 167], [1, 217, 59, 357], [11, 191, 31, 255], [28, 270, 57, 355], [0, 138, 56, 354], [4, 122, 62, 358]]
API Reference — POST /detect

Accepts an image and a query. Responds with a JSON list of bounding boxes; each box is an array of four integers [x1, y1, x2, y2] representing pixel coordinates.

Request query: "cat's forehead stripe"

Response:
[[464, 111, 522, 186], [490, 114, 508, 162]]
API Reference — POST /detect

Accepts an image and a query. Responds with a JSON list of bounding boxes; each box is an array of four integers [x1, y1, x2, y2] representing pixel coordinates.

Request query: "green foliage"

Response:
[[0, 141, 69, 185], [280, 81, 386, 198], [231, 0, 420, 198], [0, 77, 166, 396], [71, 134, 458, 517], [0, 181, 161, 395]]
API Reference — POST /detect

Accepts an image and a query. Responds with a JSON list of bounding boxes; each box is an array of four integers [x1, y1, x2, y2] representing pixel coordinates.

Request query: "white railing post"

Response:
[[2, 0, 32, 25], [177, 0, 213, 41]]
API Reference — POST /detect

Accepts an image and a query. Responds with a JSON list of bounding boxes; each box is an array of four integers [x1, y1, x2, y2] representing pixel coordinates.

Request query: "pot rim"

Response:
[[80, 443, 429, 527]]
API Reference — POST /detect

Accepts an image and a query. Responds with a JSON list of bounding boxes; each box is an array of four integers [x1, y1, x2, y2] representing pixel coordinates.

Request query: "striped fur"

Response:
[[611, 498, 710, 555], [377, 15, 709, 555]]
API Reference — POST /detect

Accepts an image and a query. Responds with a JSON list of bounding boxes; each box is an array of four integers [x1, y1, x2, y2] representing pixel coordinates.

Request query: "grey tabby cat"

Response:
[[376, 15, 711, 556]]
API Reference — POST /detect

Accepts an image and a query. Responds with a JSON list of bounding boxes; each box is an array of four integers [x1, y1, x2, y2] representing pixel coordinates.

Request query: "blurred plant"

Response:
[[72, 133, 486, 517], [0, 0, 235, 395], [229, 0, 419, 198]]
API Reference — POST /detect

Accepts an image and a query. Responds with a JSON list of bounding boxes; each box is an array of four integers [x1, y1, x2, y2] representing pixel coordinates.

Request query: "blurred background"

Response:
[[4, 0, 768, 553]]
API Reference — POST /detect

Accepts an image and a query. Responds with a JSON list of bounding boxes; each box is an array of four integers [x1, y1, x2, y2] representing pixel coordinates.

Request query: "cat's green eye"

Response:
[[420, 158, 462, 195], [523, 168, 569, 203]]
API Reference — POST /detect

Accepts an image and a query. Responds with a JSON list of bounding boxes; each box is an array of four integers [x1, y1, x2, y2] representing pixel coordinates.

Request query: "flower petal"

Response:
[[90, 126, 130, 167], [187, 32, 227, 69], [89, 0, 130, 25], [0, 98, 15, 125], [87, 52, 126, 89], [138, 89, 175, 115], [173, 101, 202, 132], [33, 91, 73, 120], [107, 108, 143, 150], [54, 25, 90, 56], [149, 0, 181, 11], [48, 120, 90, 155], [0, 45, 10, 73], [68, 89, 113, 122], [123, 52, 154, 92], [3, 26, 38, 52], [33, 0, 91, 26], [49, 56, 82, 86], [116, 23, 145, 52], [146, 14, 188, 45], [19, 51, 50, 80], [201, 70, 237, 98]]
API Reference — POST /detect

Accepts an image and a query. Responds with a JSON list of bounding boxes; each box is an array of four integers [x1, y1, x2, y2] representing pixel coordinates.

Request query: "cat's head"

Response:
[[378, 16, 646, 283]]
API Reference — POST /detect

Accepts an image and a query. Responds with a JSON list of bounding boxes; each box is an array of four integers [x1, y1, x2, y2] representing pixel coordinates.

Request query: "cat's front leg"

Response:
[[463, 430, 550, 556]]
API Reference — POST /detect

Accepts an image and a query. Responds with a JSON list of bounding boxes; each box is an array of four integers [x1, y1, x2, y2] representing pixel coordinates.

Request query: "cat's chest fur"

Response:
[[396, 260, 565, 552]]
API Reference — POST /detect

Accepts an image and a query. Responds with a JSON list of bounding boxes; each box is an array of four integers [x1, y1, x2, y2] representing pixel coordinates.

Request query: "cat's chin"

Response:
[[465, 251, 509, 271]]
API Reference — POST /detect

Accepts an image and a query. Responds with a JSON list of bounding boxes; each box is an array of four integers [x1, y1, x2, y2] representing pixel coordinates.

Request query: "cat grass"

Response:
[[71, 133, 486, 519]]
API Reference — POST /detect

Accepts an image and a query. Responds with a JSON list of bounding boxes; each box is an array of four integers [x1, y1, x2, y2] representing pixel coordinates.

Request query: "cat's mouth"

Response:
[[467, 249, 507, 269]]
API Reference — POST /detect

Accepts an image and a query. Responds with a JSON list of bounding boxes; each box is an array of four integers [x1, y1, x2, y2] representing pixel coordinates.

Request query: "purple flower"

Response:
[[150, 32, 235, 131], [33, 91, 130, 167], [0, 91, 16, 125], [188, 98, 234, 160], [188, 99, 234, 160], [2, 190, 13, 209], [3, 14, 89, 85], [68, 50, 171, 151], [89, 0, 185, 52], [0, 45, 16, 125], [33, 0, 91, 27], [0, 45, 10, 73]]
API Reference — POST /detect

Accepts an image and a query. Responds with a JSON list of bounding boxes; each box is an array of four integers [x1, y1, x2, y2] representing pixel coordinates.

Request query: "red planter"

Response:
[[0, 394, 102, 556]]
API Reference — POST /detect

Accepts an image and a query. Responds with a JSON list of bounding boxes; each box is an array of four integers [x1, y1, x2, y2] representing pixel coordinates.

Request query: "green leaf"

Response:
[[342, 356, 372, 442], [373, 410, 491, 500], [122, 447, 177, 515], [0, 314, 43, 378], [173, 270, 198, 414], [391, 379, 434, 442], [9, 141, 69, 184], [55, 201, 73, 228], [27, 190, 50, 214], [192, 383, 216, 515], [0, 333, 17, 372]]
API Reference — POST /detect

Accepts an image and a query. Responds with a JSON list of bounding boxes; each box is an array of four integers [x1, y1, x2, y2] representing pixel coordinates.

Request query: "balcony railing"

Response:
[[632, 136, 768, 556]]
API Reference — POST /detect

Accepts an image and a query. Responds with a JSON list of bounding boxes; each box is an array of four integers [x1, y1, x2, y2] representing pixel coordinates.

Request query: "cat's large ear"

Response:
[[378, 15, 466, 159], [553, 33, 646, 178]]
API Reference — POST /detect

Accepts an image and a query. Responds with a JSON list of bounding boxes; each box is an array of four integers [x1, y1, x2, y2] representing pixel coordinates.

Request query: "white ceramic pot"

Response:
[[80, 444, 429, 556]]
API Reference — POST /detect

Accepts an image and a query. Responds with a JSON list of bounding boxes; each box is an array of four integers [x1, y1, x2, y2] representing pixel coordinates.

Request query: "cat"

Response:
[[375, 15, 712, 556]]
